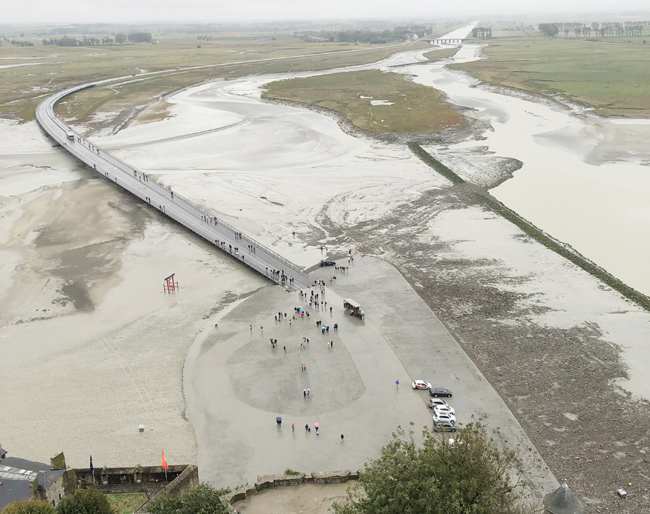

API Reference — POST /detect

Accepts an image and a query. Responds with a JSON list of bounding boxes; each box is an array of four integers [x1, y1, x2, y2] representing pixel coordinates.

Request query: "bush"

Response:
[[1, 500, 55, 514], [56, 488, 113, 514], [148, 484, 229, 514], [332, 422, 528, 514]]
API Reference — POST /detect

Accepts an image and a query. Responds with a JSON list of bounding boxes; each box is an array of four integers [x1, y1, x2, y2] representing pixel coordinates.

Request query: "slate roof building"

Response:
[[0, 456, 50, 511]]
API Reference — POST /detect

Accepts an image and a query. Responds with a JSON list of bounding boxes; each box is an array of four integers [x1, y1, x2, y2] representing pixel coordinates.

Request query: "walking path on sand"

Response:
[[184, 256, 558, 501]]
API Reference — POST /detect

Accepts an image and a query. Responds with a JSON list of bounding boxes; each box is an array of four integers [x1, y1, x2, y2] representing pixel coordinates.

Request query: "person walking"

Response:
[[292, 422, 295, 432], [276, 417, 282, 428], [305, 424, 310, 432], [341, 434, 344, 443], [396, 379, 400, 389], [307, 388, 310, 397], [303, 388, 307, 398]]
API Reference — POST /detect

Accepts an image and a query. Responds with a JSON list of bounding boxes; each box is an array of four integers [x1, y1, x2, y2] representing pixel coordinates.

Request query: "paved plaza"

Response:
[[184, 256, 558, 498]]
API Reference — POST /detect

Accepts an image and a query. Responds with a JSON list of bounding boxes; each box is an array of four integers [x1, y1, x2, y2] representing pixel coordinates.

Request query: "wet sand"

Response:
[[405, 43, 650, 297], [0, 120, 265, 466], [3, 31, 650, 510]]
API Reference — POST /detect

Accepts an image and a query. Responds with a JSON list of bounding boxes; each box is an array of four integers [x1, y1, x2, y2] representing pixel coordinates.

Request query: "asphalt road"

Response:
[[35, 85, 311, 291]]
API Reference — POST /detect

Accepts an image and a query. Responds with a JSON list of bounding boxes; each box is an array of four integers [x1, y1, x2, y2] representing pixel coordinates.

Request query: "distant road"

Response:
[[36, 84, 312, 291]]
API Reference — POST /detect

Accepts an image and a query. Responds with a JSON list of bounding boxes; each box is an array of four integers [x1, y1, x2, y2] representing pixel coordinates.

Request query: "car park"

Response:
[[433, 405, 455, 418], [428, 398, 449, 409], [412, 380, 432, 390], [429, 387, 452, 397]]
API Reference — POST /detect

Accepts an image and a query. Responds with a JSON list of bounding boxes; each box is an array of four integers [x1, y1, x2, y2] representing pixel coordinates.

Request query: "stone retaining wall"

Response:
[[220, 470, 361, 513]]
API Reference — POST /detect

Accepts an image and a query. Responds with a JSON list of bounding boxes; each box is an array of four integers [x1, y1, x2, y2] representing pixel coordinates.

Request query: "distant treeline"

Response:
[[299, 25, 432, 43], [471, 27, 493, 38], [9, 40, 34, 46], [539, 21, 649, 37], [42, 32, 152, 47]]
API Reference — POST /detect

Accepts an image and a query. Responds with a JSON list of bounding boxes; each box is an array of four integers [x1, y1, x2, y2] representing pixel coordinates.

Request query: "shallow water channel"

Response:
[[148, 23, 650, 296], [397, 35, 650, 297]]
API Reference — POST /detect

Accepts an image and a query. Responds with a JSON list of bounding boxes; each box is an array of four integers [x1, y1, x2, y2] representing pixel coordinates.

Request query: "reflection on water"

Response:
[[398, 41, 650, 296]]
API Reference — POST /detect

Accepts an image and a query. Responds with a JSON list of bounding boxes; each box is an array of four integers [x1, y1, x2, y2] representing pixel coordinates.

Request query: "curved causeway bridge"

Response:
[[36, 83, 311, 291]]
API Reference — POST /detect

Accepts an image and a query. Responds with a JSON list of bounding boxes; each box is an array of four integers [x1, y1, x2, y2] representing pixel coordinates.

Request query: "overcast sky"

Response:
[[6, 0, 650, 25]]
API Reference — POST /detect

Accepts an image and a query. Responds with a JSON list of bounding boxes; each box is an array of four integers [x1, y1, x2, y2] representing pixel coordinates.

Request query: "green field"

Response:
[[105, 492, 148, 514], [1, 23, 462, 124], [0, 33, 434, 122], [262, 69, 466, 134], [453, 37, 650, 116], [423, 47, 457, 61]]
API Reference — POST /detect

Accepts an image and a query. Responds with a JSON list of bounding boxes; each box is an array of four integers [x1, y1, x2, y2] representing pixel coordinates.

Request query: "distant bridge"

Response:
[[424, 38, 467, 44]]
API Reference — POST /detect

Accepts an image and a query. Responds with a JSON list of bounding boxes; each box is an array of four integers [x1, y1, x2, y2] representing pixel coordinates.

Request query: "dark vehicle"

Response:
[[433, 419, 457, 432], [343, 298, 364, 319], [429, 388, 453, 398], [320, 260, 336, 267]]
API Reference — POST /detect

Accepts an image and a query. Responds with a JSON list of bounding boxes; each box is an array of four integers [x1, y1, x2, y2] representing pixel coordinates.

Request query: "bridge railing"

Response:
[[38, 84, 310, 285]]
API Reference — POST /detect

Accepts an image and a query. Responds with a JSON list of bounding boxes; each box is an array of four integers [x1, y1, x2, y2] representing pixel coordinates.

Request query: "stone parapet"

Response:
[[221, 470, 361, 513]]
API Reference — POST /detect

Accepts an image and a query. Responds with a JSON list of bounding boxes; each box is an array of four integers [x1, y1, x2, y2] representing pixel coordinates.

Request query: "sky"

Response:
[[5, 0, 650, 25]]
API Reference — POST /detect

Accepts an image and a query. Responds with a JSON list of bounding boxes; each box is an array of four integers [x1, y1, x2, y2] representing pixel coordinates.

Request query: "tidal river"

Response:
[[234, 21, 650, 297], [114, 22, 650, 296], [397, 32, 650, 297]]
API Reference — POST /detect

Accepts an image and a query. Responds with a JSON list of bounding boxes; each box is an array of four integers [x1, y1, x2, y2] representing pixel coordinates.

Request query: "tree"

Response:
[[148, 483, 229, 514], [1, 500, 55, 514], [114, 33, 126, 44], [539, 23, 559, 37], [181, 483, 227, 514], [55, 488, 113, 514], [146, 492, 181, 514], [127, 32, 152, 43], [332, 422, 529, 514]]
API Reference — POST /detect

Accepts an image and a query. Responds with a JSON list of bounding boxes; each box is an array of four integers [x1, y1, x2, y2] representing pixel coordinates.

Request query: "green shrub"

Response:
[[56, 488, 113, 514], [1, 500, 56, 514]]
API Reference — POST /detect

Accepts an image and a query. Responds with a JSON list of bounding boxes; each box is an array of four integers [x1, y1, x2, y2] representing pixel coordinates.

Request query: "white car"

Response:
[[433, 412, 456, 424], [432, 414, 457, 432], [412, 380, 432, 390], [428, 398, 449, 409], [433, 405, 456, 417]]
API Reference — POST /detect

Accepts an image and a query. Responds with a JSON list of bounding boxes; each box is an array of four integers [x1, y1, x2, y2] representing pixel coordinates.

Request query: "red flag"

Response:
[[161, 450, 169, 470]]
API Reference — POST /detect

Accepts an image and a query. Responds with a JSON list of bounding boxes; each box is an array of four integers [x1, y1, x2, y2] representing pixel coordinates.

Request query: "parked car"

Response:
[[320, 260, 336, 267], [433, 417, 457, 432], [433, 405, 456, 418], [412, 380, 432, 390], [428, 398, 449, 409], [429, 387, 453, 397]]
